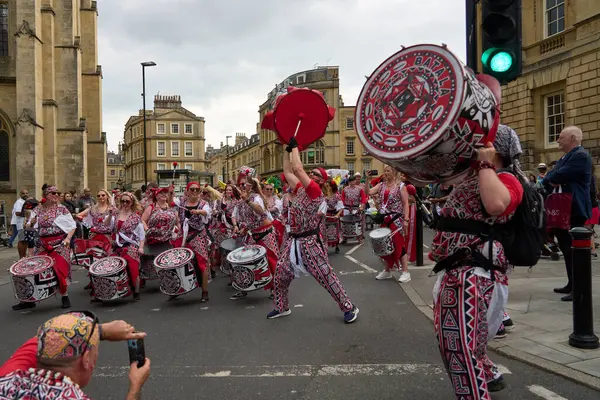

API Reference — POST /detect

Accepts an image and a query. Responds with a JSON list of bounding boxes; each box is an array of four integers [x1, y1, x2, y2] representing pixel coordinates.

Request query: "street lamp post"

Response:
[[141, 61, 157, 187], [225, 135, 232, 182]]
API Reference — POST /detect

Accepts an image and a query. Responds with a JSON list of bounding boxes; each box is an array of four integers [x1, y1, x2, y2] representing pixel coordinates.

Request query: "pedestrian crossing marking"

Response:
[[527, 385, 568, 399]]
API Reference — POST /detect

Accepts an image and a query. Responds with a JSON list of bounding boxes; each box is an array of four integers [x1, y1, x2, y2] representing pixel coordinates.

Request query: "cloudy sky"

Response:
[[99, 0, 467, 152]]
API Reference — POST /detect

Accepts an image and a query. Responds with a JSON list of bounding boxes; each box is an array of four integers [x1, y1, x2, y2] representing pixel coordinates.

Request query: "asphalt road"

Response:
[[0, 237, 598, 399]]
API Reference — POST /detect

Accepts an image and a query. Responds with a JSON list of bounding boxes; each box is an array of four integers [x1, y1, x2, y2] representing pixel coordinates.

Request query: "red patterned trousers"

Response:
[[433, 267, 501, 400], [273, 234, 353, 313]]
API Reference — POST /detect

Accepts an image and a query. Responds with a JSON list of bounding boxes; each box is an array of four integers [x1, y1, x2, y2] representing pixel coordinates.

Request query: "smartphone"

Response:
[[127, 337, 146, 368]]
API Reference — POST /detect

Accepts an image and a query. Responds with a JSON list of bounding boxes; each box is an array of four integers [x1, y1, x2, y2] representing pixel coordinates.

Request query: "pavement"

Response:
[[0, 241, 597, 398]]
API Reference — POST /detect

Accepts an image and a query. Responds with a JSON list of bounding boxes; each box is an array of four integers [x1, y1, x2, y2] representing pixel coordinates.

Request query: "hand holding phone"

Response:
[[127, 337, 146, 368]]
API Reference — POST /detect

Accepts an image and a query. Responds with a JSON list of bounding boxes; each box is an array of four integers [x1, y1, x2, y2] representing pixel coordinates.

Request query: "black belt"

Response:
[[251, 227, 273, 243], [432, 248, 496, 275], [290, 228, 320, 239]]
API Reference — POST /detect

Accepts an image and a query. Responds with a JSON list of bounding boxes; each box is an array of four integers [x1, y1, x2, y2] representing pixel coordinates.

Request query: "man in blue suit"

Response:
[[543, 126, 592, 301]]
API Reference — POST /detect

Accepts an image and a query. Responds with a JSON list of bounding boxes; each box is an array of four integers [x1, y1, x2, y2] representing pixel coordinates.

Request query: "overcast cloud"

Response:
[[98, 0, 467, 152]]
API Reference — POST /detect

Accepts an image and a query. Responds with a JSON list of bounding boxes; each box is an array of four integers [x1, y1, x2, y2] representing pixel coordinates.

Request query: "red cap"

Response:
[[315, 167, 328, 181]]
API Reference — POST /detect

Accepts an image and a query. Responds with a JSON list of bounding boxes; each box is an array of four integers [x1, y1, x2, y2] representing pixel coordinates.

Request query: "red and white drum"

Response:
[[9, 256, 58, 302], [368, 227, 395, 257], [355, 44, 500, 184], [71, 239, 110, 268], [140, 242, 172, 280], [325, 216, 340, 242], [220, 238, 244, 276], [340, 215, 362, 239], [153, 247, 199, 296], [89, 257, 132, 301], [226, 245, 272, 292]]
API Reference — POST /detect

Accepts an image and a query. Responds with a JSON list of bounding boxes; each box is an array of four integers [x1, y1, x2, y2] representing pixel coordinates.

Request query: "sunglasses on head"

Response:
[[66, 310, 100, 353]]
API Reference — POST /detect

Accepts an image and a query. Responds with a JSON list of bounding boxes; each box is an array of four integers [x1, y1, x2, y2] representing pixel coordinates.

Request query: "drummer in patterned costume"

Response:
[[202, 185, 223, 279], [231, 173, 279, 300], [340, 173, 368, 243], [108, 192, 145, 302], [263, 182, 284, 247], [175, 181, 211, 302], [267, 143, 359, 323], [12, 186, 77, 310], [323, 180, 344, 253], [209, 184, 238, 274], [431, 125, 524, 398], [368, 166, 411, 283]]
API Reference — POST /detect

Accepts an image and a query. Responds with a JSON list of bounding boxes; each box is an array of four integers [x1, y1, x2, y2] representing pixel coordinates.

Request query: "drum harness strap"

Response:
[[432, 218, 497, 281], [249, 226, 273, 243], [290, 228, 324, 262]]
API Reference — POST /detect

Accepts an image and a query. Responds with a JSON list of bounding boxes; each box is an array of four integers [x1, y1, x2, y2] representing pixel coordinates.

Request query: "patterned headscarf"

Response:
[[37, 312, 100, 363], [44, 186, 58, 195], [494, 124, 527, 182]]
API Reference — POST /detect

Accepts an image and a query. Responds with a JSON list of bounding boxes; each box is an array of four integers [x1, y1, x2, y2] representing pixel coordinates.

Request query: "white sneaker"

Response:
[[376, 270, 393, 280], [398, 271, 411, 283]]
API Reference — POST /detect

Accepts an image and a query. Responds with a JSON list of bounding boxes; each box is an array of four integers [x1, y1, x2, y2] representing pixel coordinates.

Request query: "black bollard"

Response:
[[568, 227, 599, 349], [416, 192, 424, 266]]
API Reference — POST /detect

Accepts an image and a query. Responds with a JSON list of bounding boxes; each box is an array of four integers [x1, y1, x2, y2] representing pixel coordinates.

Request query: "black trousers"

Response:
[[553, 216, 587, 289]]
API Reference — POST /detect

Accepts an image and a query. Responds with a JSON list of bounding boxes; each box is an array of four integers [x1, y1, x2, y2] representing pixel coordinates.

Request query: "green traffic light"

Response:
[[490, 51, 513, 72]]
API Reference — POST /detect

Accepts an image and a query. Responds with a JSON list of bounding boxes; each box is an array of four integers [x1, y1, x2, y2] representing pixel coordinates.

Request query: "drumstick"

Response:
[[292, 113, 305, 138]]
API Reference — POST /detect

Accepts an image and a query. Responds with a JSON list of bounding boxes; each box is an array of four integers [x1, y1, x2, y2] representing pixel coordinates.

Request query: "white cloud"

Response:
[[99, 0, 466, 151]]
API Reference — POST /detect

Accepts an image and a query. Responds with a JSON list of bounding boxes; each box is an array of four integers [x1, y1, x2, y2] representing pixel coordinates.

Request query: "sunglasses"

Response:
[[265, 188, 273, 191], [66, 310, 100, 354], [189, 188, 201, 192], [49, 192, 60, 196], [310, 171, 322, 178], [121, 199, 132, 204], [98, 194, 107, 197]]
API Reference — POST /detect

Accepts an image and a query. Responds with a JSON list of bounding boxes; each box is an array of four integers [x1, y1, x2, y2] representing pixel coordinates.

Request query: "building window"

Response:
[[301, 140, 325, 165], [171, 123, 179, 134], [346, 139, 355, 156], [110, 169, 115, 176], [545, 92, 564, 145], [0, 4, 8, 57], [347, 162, 355, 173], [184, 141, 193, 157], [171, 141, 180, 157], [546, 0, 565, 37], [185, 163, 193, 170], [346, 118, 354, 130], [184, 124, 193, 134], [364, 160, 371, 171], [157, 163, 166, 170], [157, 123, 166, 134], [157, 141, 166, 157], [0, 130, 8, 180], [119, 170, 123, 177]]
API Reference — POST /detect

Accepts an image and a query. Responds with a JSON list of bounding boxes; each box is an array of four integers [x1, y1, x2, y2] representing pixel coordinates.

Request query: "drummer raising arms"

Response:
[[267, 140, 359, 323]]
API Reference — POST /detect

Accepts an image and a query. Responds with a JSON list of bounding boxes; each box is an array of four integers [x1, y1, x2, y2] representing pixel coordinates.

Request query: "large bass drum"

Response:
[[9, 256, 58, 302], [355, 44, 500, 184]]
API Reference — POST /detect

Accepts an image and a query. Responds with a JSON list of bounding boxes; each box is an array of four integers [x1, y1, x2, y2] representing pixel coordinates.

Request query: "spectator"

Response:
[[0, 313, 150, 399], [77, 188, 96, 211], [543, 126, 592, 301], [536, 163, 547, 184], [527, 173, 537, 185], [9, 189, 28, 258], [62, 192, 77, 214], [427, 183, 453, 217]]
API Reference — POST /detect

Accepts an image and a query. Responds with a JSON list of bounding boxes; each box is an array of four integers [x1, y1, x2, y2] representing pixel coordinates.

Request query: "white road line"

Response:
[[200, 307, 209, 310], [497, 364, 511, 375], [151, 308, 160, 312], [345, 244, 362, 255], [94, 363, 444, 378], [345, 255, 377, 273], [338, 270, 366, 275], [527, 385, 568, 400], [293, 304, 303, 308], [245, 306, 255, 309], [423, 244, 430, 249]]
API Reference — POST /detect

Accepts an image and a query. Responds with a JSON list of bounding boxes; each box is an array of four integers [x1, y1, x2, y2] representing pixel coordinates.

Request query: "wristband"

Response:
[[475, 161, 496, 172]]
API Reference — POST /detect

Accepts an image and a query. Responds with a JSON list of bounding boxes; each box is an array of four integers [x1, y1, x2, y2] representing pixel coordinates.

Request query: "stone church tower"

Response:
[[0, 0, 106, 204]]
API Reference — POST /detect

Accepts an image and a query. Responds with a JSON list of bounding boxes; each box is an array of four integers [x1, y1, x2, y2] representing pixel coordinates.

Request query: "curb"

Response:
[[397, 279, 600, 391]]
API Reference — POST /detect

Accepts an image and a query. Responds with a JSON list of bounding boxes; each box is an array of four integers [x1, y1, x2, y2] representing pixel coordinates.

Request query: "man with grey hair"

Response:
[[543, 125, 592, 301]]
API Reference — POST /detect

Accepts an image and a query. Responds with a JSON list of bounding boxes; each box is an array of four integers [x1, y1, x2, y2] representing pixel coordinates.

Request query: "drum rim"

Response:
[[226, 245, 266, 264], [273, 89, 330, 143], [369, 227, 393, 238], [89, 256, 127, 276], [220, 238, 245, 252], [10, 255, 54, 276], [153, 247, 195, 269], [340, 215, 361, 222], [355, 43, 466, 160]]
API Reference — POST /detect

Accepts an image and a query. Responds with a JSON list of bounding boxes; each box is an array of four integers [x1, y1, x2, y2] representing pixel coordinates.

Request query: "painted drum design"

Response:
[[369, 227, 396, 256], [226, 245, 272, 292], [89, 256, 131, 301], [340, 215, 362, 239], [220, 238, 244, 276], [154, 247, 199, 296], [10, 256, 58, 302]]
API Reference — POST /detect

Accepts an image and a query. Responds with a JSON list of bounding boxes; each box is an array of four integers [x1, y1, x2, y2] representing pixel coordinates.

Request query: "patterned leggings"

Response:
[[274, 235, 353, 313], [434, 268, 501, 400]]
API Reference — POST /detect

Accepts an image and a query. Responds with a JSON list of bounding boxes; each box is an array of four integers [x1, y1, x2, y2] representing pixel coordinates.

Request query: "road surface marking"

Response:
[[345, 244, 362, 255], [20, 311, 31, 315], [338, 270, 366, 275], [246, 306, 255, 309], [105, 309, 116, 312], [527, 385, 568, 400], [151, 308, 160, 312], [344, 255, 377, 273], [94, 363, 445, 378], [423, 244, 430, 249], [200, 307, 209, 310], [293, 304, 303, 308], [497, 364, 511, 375]]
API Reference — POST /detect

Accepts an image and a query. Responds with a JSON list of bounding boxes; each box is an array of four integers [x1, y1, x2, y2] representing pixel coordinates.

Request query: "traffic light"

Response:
[[481, 0, 522, 84]]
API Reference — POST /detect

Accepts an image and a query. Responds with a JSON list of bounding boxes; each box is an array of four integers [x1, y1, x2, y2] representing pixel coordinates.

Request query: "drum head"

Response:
[[355, 44, 465, 160], [144, 242, 172, 256], [154, 248, 195, 269], [10, 256, 54, 276], [370, 227, 392, 239], [341, 215, 360, 223], [227, 245, 266, 264], [89, 257, 127, 276], [221, 238, 244, 252]]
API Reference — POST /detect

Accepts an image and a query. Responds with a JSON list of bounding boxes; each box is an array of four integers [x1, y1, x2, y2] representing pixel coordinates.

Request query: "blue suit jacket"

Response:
[[543, 146, 592, 219]]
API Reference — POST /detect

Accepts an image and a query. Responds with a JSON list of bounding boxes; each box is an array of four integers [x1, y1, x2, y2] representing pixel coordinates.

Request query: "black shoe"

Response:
[[133, 293, 141, 302], [561, 293, 573, 302], [487, 376, 506, 392], [12, 302, 35, 311], [61, 296, 71, 309], [554, 286, 571, 294], [335, 246, 340, 253], [503, 318, 515, 332], [495, 326, 507, 339], [200, 291, 209, 303], [210, 270, 216, 279]]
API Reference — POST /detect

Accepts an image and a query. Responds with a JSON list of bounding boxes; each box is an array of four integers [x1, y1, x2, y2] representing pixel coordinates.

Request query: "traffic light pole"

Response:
[[466, 0, 479, 73]]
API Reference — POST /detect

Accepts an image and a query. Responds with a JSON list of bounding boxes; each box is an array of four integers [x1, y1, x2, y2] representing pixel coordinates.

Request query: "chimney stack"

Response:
[[154, 95, 182, 110]]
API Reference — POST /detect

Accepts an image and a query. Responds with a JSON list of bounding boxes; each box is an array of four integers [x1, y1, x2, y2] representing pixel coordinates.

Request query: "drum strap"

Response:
[[251, 227, 273, 243], [289, 228, 320, 239], [432, 248, 495, 275]]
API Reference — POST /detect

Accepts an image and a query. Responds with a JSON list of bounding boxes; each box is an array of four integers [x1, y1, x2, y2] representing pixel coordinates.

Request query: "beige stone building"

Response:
[[0, 0, 106, 204], [122, 95, 211, 193], [476, 0, 600, 171], [106, 150, 124, 190], [339, 106, 385, 177]]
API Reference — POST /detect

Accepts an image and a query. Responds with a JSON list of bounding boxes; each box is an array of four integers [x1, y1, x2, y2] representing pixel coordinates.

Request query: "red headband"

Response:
[[186, 181, 200, 191], [314, 167, 328, 182]]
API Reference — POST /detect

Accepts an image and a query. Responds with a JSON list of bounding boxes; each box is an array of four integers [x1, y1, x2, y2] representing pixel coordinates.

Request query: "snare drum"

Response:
[[220, 238, 244, 276], [227, 245, 272, 292], [154, 247, 199, 296], [325, 216, 340, 243], [89, 257, 131, 301], [71, 239, 109, 268], [141, 242, 172, 279], [10, 256, 58, 302], [340, 215, 362, 239], [369, 228, 395, 256]]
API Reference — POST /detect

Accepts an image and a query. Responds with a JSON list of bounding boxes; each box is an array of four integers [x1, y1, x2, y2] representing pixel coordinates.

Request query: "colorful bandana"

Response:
[[37, 313, 100, 362], [45, 186, 58, 195]]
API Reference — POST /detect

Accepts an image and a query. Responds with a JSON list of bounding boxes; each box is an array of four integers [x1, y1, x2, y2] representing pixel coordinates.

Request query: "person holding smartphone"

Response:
[[0, 312, 150, 399]]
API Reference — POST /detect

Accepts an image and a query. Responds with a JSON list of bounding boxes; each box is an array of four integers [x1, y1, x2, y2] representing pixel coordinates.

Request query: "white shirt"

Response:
[[11, 198, 25, 230]]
